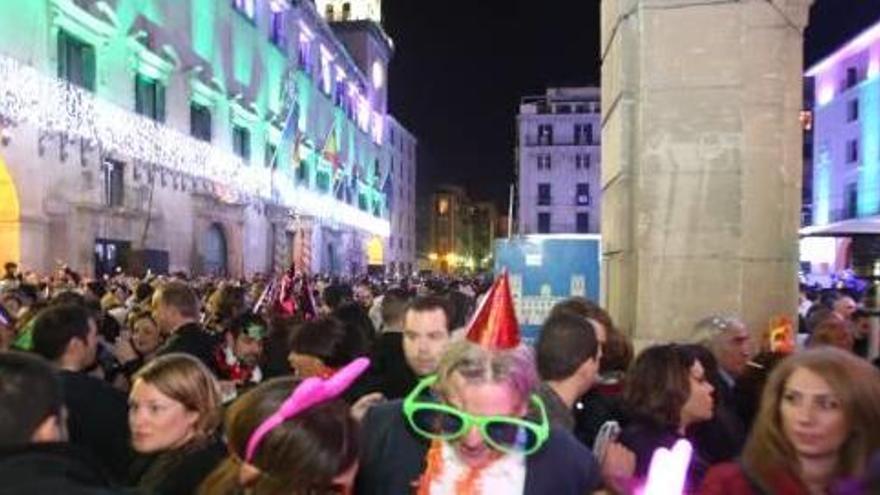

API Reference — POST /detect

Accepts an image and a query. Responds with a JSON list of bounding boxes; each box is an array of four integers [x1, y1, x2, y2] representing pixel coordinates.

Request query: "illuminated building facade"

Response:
[[385, 116, 417, 275], [427, 186, 496, 273], [0, 0, 401, 277], [516, 87, 601, 235], [803, 20, 880, 275]]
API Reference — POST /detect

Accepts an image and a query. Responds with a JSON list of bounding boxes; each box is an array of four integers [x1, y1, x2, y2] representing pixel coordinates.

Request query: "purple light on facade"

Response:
[[806, 20, 880, 77], [817, 83, 835, 106]]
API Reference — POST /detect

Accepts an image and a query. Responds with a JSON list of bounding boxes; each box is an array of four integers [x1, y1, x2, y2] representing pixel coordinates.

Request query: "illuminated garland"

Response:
[[0, 54, 389, 236]]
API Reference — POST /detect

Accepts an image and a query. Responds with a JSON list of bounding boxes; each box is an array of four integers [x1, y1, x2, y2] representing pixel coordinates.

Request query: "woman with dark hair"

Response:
[[287, 317, 361, 379], [198, 367, 364, 495], [701, 348, 880, 494], [332, 301, 375, 353], [618, 344, 715, 491]]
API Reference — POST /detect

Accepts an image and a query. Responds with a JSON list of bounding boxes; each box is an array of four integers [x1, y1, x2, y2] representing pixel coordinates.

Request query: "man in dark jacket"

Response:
[[30, 304, 132, 483], [355, 339, 602, 494], [0, 351, 129, 494], [152, 281, 219, 373]]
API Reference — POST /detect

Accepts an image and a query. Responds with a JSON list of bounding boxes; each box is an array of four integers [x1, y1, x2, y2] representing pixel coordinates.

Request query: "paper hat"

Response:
[[465, 271, 520, 349]]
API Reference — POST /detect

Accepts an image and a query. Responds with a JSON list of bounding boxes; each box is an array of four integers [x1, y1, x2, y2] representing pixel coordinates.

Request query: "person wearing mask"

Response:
[[128, 353, 225, 495], [0, 352, 129, 494], [213, 311, 267, 390], [152, 281, 219, 373], [618, 344, 716, 491], [535, 312, 603, 432], [31, 303, 132, 482], [701, 348, 880, 494], [198, 362, 367, 495]]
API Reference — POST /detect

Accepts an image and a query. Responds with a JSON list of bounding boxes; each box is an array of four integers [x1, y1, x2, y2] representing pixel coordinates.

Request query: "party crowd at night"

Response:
[[2, 1, 880, 494]]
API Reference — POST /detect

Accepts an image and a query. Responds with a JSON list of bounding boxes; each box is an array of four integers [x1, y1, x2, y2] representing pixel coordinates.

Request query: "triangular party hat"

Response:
[[465, 270, 520, 349]]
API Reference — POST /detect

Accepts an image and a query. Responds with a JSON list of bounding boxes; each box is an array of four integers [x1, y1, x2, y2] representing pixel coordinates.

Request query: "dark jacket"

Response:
[[369, 331, 418, 400], [59, 369, 132, 483], [355, 400, 602, 495], [129, 435, 226, 495], [0, 443, 131, 495], [156, 322, 220, 374]]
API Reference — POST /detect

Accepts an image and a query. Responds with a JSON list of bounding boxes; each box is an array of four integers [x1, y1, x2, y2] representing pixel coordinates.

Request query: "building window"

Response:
[[265, 142, 278, 169], [437, 198, 449, 215], [538, 213, 551, 233], [233, 0, 256, 20], [325, 4, 335, 20], [847, 99, 859, 122], [576, 212, 590, 233], [574, 123, 594, 145], [575, 154, 590, 170], [57, 30, 95, 91], [846, 183, 858, 219], [342, 2, 352, 20], [270, 12, 287, 48], [537, 154, 552, 170], [556, 104, 571, 114], [538, 124, 553, 145], [576, 183, 590, 205], [846, 66, 859, 89], [298, 38, 311, 73], [103, 160, 124, 208], [233, 126, 251, 162], [537, 183, 551, 206], [190, 103, 212, 142], [135, 75, 165, 122], [847, 139, 859, 163]]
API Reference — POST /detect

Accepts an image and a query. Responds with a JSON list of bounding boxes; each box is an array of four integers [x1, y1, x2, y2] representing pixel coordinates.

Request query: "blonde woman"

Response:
[[701, 348, 880, 494], [128, 353, 225, 495]]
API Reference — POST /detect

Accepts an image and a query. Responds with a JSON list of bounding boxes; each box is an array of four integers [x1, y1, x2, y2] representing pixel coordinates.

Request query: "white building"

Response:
[[516, 87, 601, 235], [385, 116, 417, 275], [0, 0, 407, 278], [801, 20, 880, 276]]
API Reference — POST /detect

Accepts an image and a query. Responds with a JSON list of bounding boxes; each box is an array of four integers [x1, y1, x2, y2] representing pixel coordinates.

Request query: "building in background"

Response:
[[427, 185, 495, 273], [516, 87, 601, 235], [802, 20, 880, 279], [385, 116, 417, 275], [0, 0, 410, 277]]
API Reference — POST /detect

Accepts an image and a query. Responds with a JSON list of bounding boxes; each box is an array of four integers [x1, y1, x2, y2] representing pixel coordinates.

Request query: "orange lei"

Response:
[[416, 440, 486, 495]]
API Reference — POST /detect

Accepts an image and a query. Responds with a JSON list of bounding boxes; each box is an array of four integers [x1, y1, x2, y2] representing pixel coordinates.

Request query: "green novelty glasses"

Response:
[[402, 375, 550, 455]]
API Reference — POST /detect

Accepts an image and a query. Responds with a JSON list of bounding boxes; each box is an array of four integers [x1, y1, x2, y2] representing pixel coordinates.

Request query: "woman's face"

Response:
[[680, 360, 715, 428], [129, 380, 199, 453], [132, 318, 162, 355], [780, 367, 849, 460]]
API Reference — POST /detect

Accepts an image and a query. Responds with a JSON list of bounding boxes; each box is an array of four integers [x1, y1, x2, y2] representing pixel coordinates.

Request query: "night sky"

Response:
[[381, 0, 880, 210]]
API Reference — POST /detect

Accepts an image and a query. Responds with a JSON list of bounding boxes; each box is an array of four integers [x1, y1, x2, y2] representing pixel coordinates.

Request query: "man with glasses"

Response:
[[355, 273, 601, 494]]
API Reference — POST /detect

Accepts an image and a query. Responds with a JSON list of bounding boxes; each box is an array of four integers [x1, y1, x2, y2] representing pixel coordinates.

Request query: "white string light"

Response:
[[0, 53, 389, 237]]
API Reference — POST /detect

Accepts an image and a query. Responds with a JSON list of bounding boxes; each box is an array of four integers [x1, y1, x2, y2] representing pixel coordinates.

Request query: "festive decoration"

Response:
[[766, 315, 795, 354], [244, 357, 370, 462], [640, 439, 693, 495], [465, 271, 521, 350], [0, 54, 389, 236]]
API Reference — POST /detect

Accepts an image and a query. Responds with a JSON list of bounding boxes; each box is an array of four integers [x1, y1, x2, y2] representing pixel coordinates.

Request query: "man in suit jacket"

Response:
[[355, 339, 602, 494], [152, 281, 219, 373]]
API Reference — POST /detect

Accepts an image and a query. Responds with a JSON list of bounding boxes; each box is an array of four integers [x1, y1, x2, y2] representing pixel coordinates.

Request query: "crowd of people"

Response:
[[1, 259, 880, 494]]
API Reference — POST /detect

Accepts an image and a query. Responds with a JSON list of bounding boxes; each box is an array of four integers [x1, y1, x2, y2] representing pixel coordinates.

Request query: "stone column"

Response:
[[600, 0, 812, 346]]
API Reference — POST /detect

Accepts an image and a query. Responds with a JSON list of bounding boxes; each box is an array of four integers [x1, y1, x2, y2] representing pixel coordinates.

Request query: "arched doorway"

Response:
[[202, 223, 228, 276], [0, 153, 20, 266]]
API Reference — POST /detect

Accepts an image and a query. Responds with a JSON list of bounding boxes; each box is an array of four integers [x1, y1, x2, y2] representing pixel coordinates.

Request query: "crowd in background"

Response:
[[1, 259, 880, 494]]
